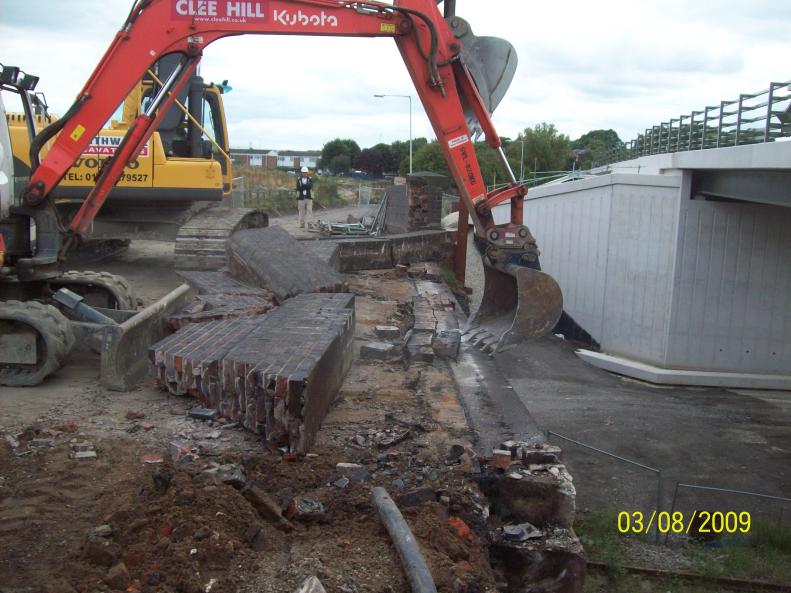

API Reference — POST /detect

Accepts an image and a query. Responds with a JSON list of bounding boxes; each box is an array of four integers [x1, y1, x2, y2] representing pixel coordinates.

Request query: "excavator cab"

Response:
[[139, 54, 232, 194]]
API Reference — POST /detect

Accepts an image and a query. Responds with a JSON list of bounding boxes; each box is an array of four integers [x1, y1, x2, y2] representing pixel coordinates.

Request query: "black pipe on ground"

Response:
[[370, 487, 438, 593]]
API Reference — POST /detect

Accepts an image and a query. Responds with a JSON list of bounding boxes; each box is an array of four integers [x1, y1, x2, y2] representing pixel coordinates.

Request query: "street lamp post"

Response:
[[374, 93, 412, 174]]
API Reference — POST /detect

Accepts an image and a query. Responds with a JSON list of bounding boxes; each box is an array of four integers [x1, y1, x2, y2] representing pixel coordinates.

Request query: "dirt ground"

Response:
[[0, 211, 499, 593]]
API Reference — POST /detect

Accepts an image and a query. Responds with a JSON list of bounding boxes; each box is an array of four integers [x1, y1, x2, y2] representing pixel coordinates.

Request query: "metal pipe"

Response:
[[52, 288, 117, 325], [702, 107, 710, 148], [371, 487, 438, 593], [373, 94, 412, 174], [145, 57, 189, 117], [736, 94, 745, 145], [408, 95, 413, 174], [145, 68, 230, 161], [587, 561, 791, 592], [497, 146, 517, 184], [673, 483, 791, 504], [664, 482, 791, 545], [765, 83, 776, 142]]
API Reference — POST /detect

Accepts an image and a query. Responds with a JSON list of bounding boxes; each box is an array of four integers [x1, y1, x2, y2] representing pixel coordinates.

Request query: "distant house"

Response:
[[230, 148, 320, 170]]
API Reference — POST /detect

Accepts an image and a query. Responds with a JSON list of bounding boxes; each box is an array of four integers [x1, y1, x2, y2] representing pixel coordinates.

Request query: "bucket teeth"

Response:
[[462, 328, 500, 354], [467, 262, 563, 354]]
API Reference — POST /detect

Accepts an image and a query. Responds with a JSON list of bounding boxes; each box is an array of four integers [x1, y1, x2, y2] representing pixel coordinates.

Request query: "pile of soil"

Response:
[[1, 431, 498, 593]]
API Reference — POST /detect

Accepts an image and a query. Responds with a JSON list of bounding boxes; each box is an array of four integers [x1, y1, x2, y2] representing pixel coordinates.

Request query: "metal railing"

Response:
[[664, 483, 791, 545], [487, 170, 587, 193], [597, 81, 791, 166], [547, 430, 663, 543]]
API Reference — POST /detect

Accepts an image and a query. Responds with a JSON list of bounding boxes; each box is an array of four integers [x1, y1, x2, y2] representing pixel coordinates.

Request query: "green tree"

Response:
[[372, 143, 394, 173], [572, 129, 623, 168], [407, 140, 507, 188], [474, 141, 508, 187], [395, 137, 428, 176], [506, 123, 571, 178], [330, 154, 352, 175], [410, 141, 450, 177], [320, 138, 361, 173], [354, 147, 385, 177]]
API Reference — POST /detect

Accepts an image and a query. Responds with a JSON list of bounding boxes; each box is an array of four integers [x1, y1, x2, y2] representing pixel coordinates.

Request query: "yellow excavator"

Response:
[[7, 55, 266, 270]]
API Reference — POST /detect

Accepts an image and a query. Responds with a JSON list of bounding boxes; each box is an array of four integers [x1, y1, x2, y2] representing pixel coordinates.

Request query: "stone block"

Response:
[[522, 445, 563, 465], [396, 486, 436, 507], [375, 325, 401, 339], [294, 576, 328, 593], [360, 342, 398, 361], [336, 462, 368, 483], [490, 531, 585, 593], [475, 472, 576, 529], [491, 449, 513, 471]]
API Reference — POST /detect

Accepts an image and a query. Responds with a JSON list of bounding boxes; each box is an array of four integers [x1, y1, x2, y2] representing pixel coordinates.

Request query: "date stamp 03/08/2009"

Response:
[[617, 511, 752, 535]]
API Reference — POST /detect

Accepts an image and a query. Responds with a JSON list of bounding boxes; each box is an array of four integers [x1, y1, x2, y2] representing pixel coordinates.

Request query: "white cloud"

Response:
[[2, 0, 790, 150]]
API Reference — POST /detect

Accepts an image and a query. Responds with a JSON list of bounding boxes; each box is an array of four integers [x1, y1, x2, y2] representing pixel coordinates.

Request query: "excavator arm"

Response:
[[24, 0, 562, 349]]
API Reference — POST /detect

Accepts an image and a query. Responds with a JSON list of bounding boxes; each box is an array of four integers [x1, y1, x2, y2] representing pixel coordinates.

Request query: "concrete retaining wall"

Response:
[[492, 173, 791, 382], [306, 231, 454, 273]]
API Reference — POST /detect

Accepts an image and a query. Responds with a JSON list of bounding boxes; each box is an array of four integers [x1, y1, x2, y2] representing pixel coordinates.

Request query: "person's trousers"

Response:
[[298, 198, 313, 228]]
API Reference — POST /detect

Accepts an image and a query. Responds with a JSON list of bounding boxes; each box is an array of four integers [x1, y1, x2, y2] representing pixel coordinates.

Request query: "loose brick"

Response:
[[491, 449, 513, 471]]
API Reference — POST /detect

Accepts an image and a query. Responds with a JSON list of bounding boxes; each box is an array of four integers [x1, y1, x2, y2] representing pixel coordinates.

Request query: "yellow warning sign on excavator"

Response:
[[380, 23, 396, 34], [70, 124, 86, 142]]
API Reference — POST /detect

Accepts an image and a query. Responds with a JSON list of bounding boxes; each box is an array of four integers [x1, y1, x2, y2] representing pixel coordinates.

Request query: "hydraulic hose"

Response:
[[28, 95, 88, 173]]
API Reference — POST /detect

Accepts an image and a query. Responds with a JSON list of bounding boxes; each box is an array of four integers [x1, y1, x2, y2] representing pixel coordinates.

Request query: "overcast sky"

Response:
[[3, 0, 790, 150]]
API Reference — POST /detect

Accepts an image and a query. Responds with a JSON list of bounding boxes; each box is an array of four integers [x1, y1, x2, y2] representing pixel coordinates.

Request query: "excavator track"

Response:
[[174, 207, 268, 270], [0, 301, 75, 386], [49, 271, 137, 310]]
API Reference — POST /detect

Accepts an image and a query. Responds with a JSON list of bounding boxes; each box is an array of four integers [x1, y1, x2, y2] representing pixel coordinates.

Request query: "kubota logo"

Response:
[[273, 9, 339, 27]]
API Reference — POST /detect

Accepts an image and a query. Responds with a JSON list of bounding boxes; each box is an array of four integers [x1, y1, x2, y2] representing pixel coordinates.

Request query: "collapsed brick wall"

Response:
[[226, 226, 347, 302], [478, 443, 585, 593], [149, 293, 355, 453]]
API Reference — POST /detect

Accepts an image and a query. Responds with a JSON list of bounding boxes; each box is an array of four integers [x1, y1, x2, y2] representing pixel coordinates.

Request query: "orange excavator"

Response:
[[0, 0, 562, 387]]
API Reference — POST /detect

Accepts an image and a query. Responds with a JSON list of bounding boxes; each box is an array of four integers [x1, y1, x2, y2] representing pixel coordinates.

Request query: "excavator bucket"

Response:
[[447, 16, 518, 135], [466, 263, 563, 353], [71, 284, 194, 391]]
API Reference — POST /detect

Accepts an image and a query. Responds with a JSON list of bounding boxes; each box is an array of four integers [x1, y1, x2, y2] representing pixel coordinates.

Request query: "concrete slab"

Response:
[[576, 349, 791, 390]]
